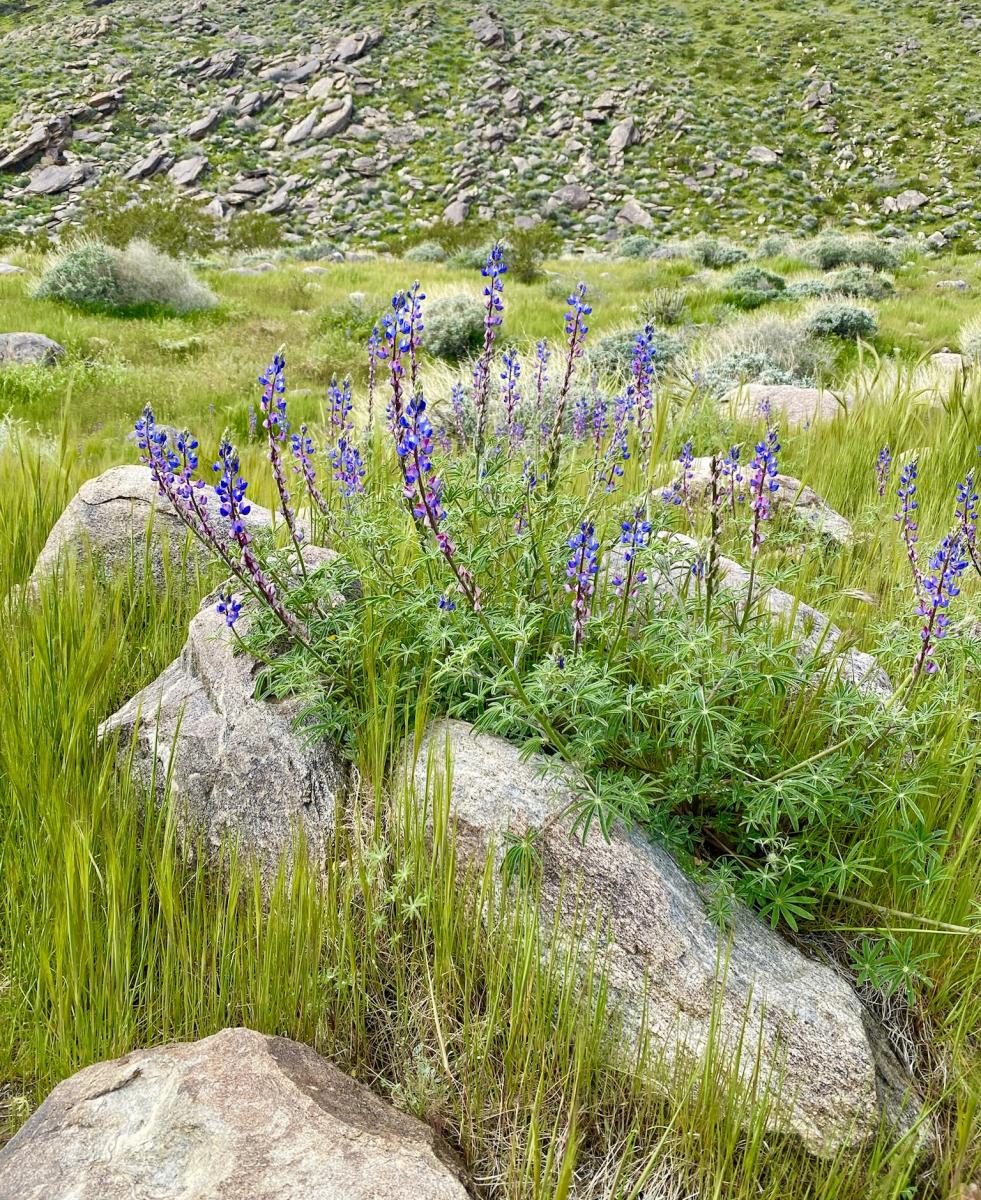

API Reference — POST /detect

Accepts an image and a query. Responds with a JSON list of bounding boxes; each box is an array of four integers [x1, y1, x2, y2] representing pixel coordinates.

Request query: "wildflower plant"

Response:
[[130, 251, 962, 957]]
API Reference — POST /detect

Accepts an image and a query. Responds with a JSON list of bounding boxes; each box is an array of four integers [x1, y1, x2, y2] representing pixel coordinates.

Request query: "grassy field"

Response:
[[0, 243, 980, 1196]]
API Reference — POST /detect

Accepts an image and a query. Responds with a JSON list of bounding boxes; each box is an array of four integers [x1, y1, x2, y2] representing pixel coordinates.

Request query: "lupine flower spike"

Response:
[[749, 427, 780, 557], [876, 446, 892, 498], [895, 459, 923, 597], [398, 391, 481, 610], [566, 520, 600, 650], [914, 532, 968, 680], [546, 282, 591, 490], [956, 471, 981, 577], [473, 243, 507, 460], [662, 439, 695, 530], [259, 354, 306, 568]]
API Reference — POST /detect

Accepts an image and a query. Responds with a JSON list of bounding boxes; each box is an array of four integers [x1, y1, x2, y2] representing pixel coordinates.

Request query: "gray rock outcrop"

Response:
[[0, 332, 65, 366], [28, 463, 273, 588], [408, 720, 920, 1157], [99, 582, 347, 874], [0, 1028, 469, 1199]]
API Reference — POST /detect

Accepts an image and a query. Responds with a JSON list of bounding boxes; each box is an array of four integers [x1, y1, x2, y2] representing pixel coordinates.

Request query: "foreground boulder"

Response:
[[0, 1028, 469, 1199], [29, 464, 274, 589], [410, 720, 921, 1157], [721, 383, 844, 429], [0, 331, 65, 366], [100, 586, 346, 875], [668, 455, 853, 545]]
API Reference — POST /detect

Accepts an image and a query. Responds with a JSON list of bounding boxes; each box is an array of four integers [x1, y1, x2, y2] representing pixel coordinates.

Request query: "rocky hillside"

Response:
[[1, 0, 979, 249]]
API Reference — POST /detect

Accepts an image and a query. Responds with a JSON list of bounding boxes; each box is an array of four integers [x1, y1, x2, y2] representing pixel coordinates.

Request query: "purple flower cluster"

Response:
[[915, 532, 969, 677], [545, 283, 591, 486], [611, 509, 651, 600], [721, 444, 744, 510], [876, 445, 892, 498], [631, 324, 657, 453], [326, 376, 353, 430], [566, 520, 600, 650], [748, 427, 780, 555], [259, 354, 304, 552], [473, 244, 507, 453], [599, 389, 633, 493], [533, 338, 551, 439], [398, 392, 481, 610], [662, 439, 695, 528], [382, 284, 425, 435], [499, 347, 523, 446], [895, 459, 922, 594], [956, 471, 980, 575], [136, 405, 302, 636]]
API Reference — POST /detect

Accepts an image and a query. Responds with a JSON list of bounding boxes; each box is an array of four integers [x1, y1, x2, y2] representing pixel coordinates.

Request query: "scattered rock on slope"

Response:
[[0, 1028, 470, 1199], [409, 719, 921, 1158]]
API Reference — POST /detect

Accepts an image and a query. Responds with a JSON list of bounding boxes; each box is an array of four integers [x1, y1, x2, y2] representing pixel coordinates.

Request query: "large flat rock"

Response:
[[0, 1028, 470, 1199]]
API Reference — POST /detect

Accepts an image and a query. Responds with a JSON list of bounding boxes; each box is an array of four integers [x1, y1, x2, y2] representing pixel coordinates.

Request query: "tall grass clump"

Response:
[[34, 239, 216, 314]]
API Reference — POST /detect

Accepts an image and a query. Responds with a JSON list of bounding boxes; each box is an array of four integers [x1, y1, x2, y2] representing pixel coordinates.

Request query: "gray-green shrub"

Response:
[[617, 234, 657, 259], [34, 242, 119, 309], [691, 236, 748, 268], [804, 233, 899, 272], [589, 325, 685, 377], [724, 266, 786, 310], [35, 239, 216, 314], [806, 302, 878, 339], [424, 293, 486, 359], [405, 240, 448, 264]]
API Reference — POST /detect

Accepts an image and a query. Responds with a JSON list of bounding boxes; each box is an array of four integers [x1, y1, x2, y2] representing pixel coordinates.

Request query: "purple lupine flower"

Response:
[[326, 375, 353, 430], [367, 324, 383, 430], [632, 324, 657, 454], [545, 283, 592, 487], [290, 425, 331, 516], [213, 438, 305, 636], [259, 353, 304, 551], [533, 338, 551, 441], [572, 392, 589, 442], [473, 243, 507, 457], [611, 509, 651, 600], [382, 286, 425, 438], [599, 392, 632, 494], [450, 382, 469, 445], [566, 520, 600, 650], [956, 471, 980, 576], [914, 532, 969, 678], [329, 435, 366, 499], [876, 446, 892, 498], [721, 444, 744, 511], [499, 347, 523, 446], [399, 392, 481, 609], [662, 439, 695, 529], [895, 459, 922, 596], [590, 391, 609, 462], [749, 427, 780, 556], [248, 406, 257, 442], [216, 591, 242, 627]]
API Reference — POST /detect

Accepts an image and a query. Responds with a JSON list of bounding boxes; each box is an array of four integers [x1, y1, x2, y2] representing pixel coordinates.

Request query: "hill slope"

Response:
[[1, 0, 979, 248]]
